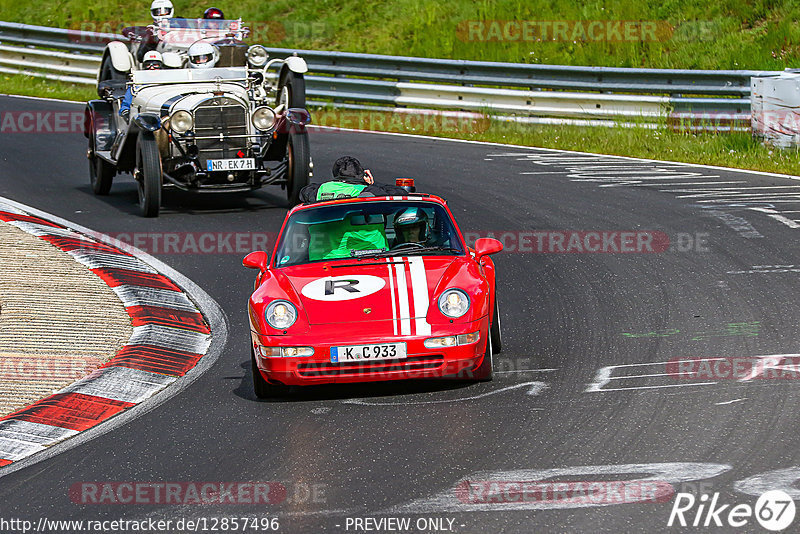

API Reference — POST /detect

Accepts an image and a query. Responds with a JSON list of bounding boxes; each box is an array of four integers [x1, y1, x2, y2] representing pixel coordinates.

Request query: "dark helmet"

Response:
[[394, 207, 429, 243], [203, 7, 225, 19], [332, 156, 365, 180]]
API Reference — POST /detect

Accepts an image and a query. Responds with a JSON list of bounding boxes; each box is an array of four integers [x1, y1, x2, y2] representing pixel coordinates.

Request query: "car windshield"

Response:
[[159, 18, 242, 33], [156, 18, 247, 45], [273, 200, 465, 267]]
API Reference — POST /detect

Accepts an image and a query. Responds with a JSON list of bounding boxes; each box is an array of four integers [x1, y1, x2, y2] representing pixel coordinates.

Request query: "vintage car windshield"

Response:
[[159, 18, 243, 32], [273, 200, 465, 267], [131, 67, 247, 84], [156, 18, 247, 44]]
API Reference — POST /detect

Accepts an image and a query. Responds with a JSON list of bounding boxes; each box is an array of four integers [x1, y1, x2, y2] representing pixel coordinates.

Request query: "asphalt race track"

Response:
[[2, 94, 800, 533]]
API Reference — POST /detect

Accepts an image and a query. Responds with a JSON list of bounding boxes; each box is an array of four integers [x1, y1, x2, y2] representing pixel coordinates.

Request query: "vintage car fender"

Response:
[[111, 112, 162, 171], [284, 56, 308, 74], [104, 41, 134, 74], [83, 100, 114, 147]]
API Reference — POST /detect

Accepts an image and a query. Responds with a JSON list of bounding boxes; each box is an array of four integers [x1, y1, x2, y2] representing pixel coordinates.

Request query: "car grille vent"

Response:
[[296, 355, 445, 377]]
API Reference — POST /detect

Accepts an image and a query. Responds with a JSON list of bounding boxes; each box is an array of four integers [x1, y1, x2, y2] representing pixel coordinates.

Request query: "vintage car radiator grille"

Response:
[[194, 104, 248, 164]]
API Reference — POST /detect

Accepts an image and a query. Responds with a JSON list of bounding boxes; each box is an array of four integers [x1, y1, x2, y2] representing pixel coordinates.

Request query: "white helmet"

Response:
[[188, 41, 218, 69], [142, 50, 164, 70], [150, 0, 174, 21]]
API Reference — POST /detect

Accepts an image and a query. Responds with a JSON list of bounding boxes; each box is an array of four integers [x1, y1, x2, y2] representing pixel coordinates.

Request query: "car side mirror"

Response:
[[243, 251, 269, 271], [474, 238, 503, 260]]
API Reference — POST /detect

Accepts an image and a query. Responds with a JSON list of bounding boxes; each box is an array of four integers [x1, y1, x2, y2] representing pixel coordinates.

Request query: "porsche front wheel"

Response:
[[135, 133, 161, 218], [472, 335, 494, 382], [251, 348, 290, 399], [490, 296, 502, 354]]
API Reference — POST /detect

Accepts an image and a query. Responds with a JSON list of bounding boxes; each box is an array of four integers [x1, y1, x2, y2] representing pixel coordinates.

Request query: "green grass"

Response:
[[2, 0, 800, 69], [5, 72, 797, 176], [0, 73, 94, 101]]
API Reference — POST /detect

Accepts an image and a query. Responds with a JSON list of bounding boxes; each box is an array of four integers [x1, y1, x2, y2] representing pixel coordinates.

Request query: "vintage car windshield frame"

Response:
[[131, 67, 249, 85]]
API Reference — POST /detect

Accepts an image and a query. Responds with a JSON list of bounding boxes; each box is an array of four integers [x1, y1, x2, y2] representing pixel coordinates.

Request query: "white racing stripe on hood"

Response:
[[387, 259, 398, 335], [393, 257, 411, 335], [408, 257, 431, 336]]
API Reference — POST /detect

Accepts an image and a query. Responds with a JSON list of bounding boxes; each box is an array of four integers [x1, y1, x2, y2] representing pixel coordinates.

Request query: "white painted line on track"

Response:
[[715, 398, 747, 405], [495, 368, 558, 374], [342, 381, 547, 406], [749, 208, 800, 229]]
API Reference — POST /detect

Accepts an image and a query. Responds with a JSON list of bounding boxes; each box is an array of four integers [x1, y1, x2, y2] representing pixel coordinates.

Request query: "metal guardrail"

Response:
[[0, 21, 784, 130]]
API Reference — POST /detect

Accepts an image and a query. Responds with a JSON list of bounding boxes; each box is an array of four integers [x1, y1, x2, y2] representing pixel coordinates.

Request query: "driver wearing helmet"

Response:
[[150, 0, 174, 21], [188, 41, 218, 69], [120, 51, 163, 120], [393, 208, 430, 246], [137, 0, 174, 63], [203, 7, 225, 19]]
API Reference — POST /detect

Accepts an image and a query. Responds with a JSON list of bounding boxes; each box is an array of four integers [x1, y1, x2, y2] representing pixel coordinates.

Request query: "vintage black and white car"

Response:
[[85, 18, 311, 217]]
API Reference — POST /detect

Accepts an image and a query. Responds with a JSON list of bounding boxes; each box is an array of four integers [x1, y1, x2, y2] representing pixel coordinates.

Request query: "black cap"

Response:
[[332, 156, 364, 180]]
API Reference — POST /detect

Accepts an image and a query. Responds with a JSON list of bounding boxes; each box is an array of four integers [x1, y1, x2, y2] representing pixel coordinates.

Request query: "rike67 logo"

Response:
[[668, 490, 796, 531]]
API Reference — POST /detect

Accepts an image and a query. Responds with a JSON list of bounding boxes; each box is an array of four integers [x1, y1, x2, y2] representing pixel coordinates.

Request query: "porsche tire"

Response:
[[490, 295, 502, 354], [472, 335, 494, 382], [136, 133, 161, 218], [286, 131, 310, 206], [252, 348, 290, 398]]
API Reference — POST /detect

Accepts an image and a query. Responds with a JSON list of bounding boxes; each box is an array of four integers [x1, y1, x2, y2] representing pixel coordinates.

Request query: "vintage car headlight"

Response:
[[170, 110, 193, 133], [247, 45, 269, 67], [438, 289, 470, 318], [265, 300, 297, 329], [252, 106, 276, 131]]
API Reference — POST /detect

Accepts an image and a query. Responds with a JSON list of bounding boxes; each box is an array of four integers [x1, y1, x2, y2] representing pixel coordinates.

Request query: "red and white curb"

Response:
[[0, 200, 223, 470]]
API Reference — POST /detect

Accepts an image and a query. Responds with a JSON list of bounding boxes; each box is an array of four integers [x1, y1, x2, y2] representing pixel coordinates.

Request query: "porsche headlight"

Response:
[[247, 45, 269, 67], [257, 346, 314, 358], [265, 300, 297, 329], [170, 110, 193, 133], [424, 332, 479, 349], [438, 289, 470, 318], [252, 106, 276, 131]]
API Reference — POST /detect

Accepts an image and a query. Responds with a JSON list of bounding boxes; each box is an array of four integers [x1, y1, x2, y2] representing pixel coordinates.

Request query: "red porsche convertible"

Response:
[[243, 188, 503, 397]]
